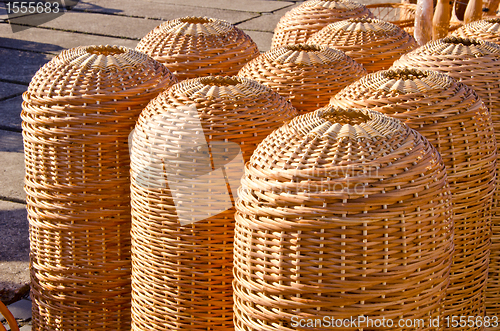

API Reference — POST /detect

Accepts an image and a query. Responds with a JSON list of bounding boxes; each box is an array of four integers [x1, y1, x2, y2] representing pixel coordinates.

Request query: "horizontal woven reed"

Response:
[[307, 18, 417, 72], [238, 44, 366, 114], [271, 0, 373, 49], [392, 36, 500, 320], [233, 106, 453, 331], [21, 45, 177, 330], [331, 68, 497, 329], [366, 2, 417, 30], [136, 17, 259, 81], [130, 76, 297, 331], [453, 18, 500, 44]]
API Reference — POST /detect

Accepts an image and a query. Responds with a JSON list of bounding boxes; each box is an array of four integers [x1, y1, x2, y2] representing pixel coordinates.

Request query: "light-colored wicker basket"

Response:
[[331, 68, 497, 330], [136, 17, 259, 81], [238, 44, 366, 114], [453, 18, 500, 44], [130, 76, 297, 331], [21, 45, 177, 330], [307, 18, 417, 72], [271, 0, 373, 49], [366, 2, 417, 31], [233, 105, 454, 331], [392, 36, 500, 320]]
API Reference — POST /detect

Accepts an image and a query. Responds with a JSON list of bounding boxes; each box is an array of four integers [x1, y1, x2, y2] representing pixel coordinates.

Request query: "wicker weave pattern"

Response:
[[238, 44, 366, 114], [136, 17, 259, 81], [233, 106, 453, 330], [331, 68, 497, 328], [307, 18, 417, 72], [453, 18, 500, 44], [392, 37, 500, 320], [271, 0, 373, 49], [22, 45, 177, 330], [130, 76, 297, 330], [366, 2, 417, 30]]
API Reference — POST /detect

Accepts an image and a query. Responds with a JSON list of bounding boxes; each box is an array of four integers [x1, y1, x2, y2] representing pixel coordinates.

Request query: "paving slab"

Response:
[[243, 29, 273, 52], [75, 0, 259, 24], [0, 200, 29, 304], [0, 95, 22, 131], [7, 299, 31, 322], [9, 11, 160, 39], [0, 130, 23, 153], [237, 4, 299, 32], [0, 48, 52, 84], [0, 23, 138, 53], [127, 0, 294, 13], [0, 82, 25, 101], [0, 150, 25, 201]]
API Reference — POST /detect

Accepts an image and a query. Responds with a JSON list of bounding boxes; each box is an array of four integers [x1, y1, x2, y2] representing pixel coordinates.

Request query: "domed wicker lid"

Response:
[[249, 106, 410, 170], [453, 18, 500, 43], [353, 68, 455, 94], [261, 44, 354, 66], [301, 0, 369, 11], [400, 36, 500, 58], [26, 45, 174, 100], [309, 18, 408, 45]]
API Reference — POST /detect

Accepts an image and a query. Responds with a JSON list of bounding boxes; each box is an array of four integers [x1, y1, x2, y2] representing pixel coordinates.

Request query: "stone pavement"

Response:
[[0, 0, 384, 329]]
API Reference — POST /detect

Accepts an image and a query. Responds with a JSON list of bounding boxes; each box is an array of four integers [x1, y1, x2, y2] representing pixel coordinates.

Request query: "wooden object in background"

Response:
[[433, 0, 452, 38], [415, 0, 434, 44]]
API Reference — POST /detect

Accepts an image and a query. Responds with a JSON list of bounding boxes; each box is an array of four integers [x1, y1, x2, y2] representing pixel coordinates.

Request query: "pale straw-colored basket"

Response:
[[366, 2, 417, 31], [238, 44, 366, 114], [21, 45, 177, 330], [233, 105, 453, 330], [136, 17, 259, 81], [453, 18, 500, 45], [271, 0, 373, 49], [331, 68, 497, 330], [307, 18, 417, 72], [130, 76, 297, 331], [392, 36, 500, 320]]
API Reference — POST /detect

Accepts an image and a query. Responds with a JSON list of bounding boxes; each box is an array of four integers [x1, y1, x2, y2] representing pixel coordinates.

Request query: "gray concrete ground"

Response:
[[0, 0, 385, 329]]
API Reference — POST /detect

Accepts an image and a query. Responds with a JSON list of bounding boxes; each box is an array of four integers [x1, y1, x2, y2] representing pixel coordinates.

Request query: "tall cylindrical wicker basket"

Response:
[[453, 18, 500, 45], [331, 68, 497, 330], [238, 44, 366, 114], [271, 0, 373, 49], [233, 106, 454, 331], [307, 18, 417, 72], [392, 37, 500, 320], [136, 17, 259, 81], [21, 45, 177, 330], [130, 76, 297, 330]]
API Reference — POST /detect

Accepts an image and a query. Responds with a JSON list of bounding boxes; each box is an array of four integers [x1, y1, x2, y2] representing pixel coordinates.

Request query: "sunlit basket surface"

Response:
[[366, 2, 417, 30], [307, 18, 417, 72], [233, 105, 454, 331], [21, 45, 177, 330], [130, 76, 297, 331], [453, 18, 500, 44], [238, 44, 366, 114], [271, 0, 373, 49], [136, 16, 259, 81], [331, 68, 496, 329], [392, 36, 500, 319]]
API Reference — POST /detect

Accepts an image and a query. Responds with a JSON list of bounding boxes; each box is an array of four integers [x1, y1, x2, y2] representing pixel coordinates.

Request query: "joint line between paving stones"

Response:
[[0, 78, 28, 87], [0, 125, 22, 133], [0, 92, 23, 102], [7, 22, 139, 40], [0, 44, 55, 56], [0, 196, 26, 205]]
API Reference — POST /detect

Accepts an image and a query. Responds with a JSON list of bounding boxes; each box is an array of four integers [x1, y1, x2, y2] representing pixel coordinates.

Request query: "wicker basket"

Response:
[[331, 68, 497, 329], [271, 0, 373, 49], [392, 36, 500, 319], [238, 44, 366, 114], [366, 2, 417, 31], [307, 18, 417, 73], [130, 76, 297, 330], [233, 105, 454, 330], [21, 45, 177, 330], [453, 17, 500, 44], [136, 17, 259, 81]]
